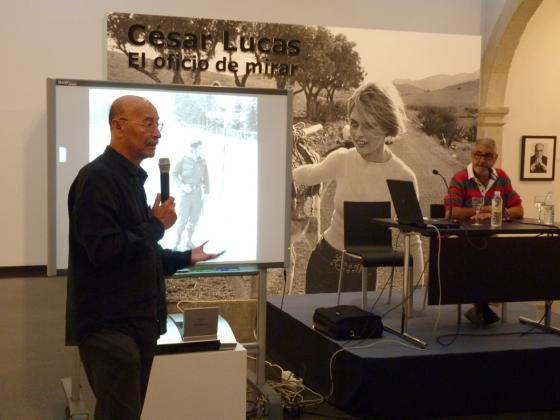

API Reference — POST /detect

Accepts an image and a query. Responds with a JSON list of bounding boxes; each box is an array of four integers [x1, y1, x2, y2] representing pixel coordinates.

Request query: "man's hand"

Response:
[[151, 193, 177, 229], [531, 157, 547, 172], [469, 205, 493, 220], [190, 241, 225, 264], [470, 212, 492, 220], [449, 205, 491, 220], [479, 205, 491, 215]]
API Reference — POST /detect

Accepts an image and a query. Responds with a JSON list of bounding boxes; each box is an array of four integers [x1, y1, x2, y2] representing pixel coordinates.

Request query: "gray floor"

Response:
[[1, 275, 560, 420], [0, 276, 74, 420]]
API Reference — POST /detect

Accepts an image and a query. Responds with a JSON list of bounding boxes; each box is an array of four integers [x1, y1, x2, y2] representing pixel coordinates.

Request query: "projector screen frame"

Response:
[[46, 78, 293, 275]]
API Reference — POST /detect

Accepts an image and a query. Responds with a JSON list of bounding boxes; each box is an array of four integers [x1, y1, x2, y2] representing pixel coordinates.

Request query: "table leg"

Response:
[[520, 300, 560, 334], [362, 268, 367, 309], [501, 303, 508, 323], [403, 233, 413, 318], [384, 232, 427, 349]]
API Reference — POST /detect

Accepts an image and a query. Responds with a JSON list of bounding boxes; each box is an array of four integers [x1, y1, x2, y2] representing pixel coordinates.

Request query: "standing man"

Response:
[[529, 143, 548, 173], [173, 140, 210, 249], [444, 137, 524, 325], [66, 95, 221, 420]]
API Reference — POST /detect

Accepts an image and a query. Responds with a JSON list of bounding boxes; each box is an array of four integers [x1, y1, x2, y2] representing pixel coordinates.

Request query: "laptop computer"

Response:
[[386, 179, 460, 229]]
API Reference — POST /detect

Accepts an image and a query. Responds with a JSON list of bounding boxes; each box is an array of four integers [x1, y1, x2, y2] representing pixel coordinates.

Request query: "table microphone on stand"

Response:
[[432, 169, 453, 222]]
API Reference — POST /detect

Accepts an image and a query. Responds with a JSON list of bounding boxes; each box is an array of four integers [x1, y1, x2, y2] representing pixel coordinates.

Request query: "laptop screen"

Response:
[[386, 179, 425, 225]]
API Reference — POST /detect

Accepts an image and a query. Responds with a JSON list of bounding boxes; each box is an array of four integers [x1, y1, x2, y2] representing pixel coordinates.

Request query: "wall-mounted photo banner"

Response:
[[520, 135, 556, 181], [106, 12, 480, 123], [107, 12, 481, 293]]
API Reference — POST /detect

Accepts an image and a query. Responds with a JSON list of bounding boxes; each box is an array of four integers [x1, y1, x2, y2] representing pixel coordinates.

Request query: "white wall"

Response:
[[501, 0, 560, 218], [1, 0, 483, 267]]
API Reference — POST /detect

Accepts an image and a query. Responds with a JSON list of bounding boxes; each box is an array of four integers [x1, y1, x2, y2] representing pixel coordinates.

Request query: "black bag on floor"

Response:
[[312, 305, 383, 340]]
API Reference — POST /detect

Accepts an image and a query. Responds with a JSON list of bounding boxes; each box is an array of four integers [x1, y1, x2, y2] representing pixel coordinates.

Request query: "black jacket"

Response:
[[66, 146, 190, 345]]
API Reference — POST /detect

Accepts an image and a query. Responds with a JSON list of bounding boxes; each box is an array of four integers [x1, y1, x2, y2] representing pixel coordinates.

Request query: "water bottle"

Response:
[[542, 192, 555, 224], [491, 191, 503, 228]]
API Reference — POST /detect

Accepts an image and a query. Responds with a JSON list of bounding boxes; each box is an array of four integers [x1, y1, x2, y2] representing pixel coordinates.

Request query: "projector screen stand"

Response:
[[242, 268, 283, 419]]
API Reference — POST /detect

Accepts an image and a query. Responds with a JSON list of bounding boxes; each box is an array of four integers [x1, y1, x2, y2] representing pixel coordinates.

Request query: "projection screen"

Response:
[[47, 78, 292, 274]]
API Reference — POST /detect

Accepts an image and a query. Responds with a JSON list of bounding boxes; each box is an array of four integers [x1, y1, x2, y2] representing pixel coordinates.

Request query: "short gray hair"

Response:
[[474, 137, 497, 149]]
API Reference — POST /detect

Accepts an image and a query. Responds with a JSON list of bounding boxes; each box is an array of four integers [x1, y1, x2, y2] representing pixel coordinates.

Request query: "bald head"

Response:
[[109, 95, 154, 126]]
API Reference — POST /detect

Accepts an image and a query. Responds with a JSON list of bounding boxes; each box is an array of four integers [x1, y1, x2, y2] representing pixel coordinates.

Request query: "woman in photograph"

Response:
[[293, 82, 424, 293]]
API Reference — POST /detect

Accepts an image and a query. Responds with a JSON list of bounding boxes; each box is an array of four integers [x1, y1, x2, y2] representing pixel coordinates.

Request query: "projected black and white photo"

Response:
[[88, 88, 259, 260]]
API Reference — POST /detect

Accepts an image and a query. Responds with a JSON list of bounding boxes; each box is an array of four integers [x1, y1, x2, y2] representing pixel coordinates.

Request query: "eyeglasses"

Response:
[[473, 152, 495, 160], [119, 119, 164, 132]]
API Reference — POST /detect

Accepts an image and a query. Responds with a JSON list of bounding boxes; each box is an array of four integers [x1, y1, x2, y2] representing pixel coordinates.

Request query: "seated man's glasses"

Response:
[[473, 152, 495, 160]]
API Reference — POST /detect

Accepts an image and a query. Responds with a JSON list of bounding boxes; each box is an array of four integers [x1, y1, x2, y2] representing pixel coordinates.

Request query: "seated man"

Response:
[[444, 137, 524, 325]]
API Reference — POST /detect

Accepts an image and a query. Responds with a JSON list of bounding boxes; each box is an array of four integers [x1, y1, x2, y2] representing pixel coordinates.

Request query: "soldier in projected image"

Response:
[[173, 140, 210, 249]]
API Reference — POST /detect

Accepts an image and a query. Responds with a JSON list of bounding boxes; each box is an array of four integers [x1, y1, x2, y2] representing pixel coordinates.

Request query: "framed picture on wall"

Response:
[[520, 135, 556, 181]]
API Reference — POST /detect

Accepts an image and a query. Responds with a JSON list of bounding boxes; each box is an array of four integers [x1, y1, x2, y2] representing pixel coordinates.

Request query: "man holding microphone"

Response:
[[66, 95, 221, 419]]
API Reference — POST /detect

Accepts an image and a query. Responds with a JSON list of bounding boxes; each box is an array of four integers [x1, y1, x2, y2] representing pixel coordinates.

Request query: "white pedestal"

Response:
[[141, 343, 247, 420], [63, 316, 246, 420]]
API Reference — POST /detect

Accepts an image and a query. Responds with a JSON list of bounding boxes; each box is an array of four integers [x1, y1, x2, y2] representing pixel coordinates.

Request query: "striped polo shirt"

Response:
[[444, 163, 522, 210]]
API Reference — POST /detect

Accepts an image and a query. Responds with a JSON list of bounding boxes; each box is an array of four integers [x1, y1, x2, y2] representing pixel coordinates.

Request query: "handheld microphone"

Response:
[[159, 158, 170, 203], [432, 169, 452, 221]]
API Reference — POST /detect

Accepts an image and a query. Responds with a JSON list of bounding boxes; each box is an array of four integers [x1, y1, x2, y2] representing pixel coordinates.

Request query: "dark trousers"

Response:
[[79, 327, 158, 420]]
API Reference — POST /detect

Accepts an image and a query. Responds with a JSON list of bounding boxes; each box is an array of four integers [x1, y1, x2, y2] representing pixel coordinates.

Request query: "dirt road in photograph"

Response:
[[390, 124, 466, 212]]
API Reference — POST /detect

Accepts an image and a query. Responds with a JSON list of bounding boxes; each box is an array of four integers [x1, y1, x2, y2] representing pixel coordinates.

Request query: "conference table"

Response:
[[370, 217, 560, 348]]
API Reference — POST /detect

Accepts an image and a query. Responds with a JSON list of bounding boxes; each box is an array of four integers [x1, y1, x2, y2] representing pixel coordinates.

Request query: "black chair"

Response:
[[337, 201, 412, 309]]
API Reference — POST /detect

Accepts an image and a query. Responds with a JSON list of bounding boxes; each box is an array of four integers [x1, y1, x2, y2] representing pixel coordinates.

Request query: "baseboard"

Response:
[[0, 265, 47, 278]]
